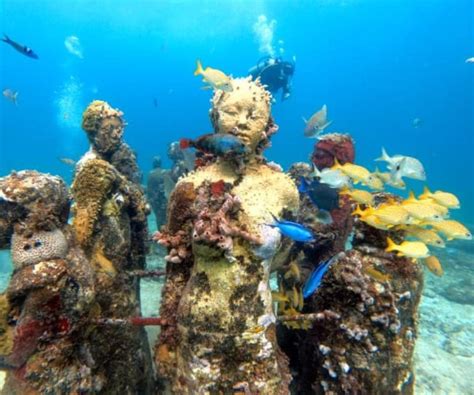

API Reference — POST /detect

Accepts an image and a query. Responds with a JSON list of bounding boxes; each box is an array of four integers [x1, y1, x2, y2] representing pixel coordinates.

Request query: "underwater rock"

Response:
[[155, 77, 298, 394], [311, 133, 355, 170], [72, 100, 153, 393]]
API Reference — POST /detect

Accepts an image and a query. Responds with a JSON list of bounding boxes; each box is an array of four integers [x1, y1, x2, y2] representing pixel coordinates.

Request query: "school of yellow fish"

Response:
[[338, 152, 472, 277]]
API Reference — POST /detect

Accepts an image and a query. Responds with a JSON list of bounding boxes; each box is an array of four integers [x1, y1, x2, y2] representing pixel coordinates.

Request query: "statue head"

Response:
[[82, 100, 124, 155], [210, 77, 272, 154]]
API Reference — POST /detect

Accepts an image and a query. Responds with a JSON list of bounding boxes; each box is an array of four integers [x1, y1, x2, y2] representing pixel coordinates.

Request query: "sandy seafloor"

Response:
[[0, 218, 472, 393]]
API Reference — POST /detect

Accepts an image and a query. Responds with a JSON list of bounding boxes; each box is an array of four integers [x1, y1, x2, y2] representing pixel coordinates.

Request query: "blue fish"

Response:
[[267, 214, 315, 242], [1, 34, 39, 59], [180, 133, 248, 156], [302, 256, 337, 299]]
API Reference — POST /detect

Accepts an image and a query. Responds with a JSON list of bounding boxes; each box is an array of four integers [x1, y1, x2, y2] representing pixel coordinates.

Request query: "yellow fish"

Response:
[[426, 220, 472, 241], [423, 256, 444, 276], [283, 261, 301, 281], [340, 188, 374, 206], [370, 204, 410, 226], [400, 191, 445, 221], [366, 175, 384, 191], [271, 291, 290, 303], [352, 205, 394, 230], [332, 159, 374, 185], [419, 186, 460, 209], [194, 60, 233, 92], [399, 225, 445, 248], [373, 167, 406, 189], [385, 237, 429, 260], [364, 266, 391, 282]]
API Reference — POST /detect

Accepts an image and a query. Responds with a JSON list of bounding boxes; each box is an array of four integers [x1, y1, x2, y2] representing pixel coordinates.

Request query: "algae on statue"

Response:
[[155, 77, 299, 394]]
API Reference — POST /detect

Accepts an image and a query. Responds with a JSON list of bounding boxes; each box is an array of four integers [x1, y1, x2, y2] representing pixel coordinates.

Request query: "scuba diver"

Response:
[[248, 56, 295, 101]]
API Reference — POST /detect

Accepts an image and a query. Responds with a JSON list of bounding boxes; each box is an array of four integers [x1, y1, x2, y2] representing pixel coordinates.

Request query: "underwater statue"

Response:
[[147, 156, 170, 230], [155, 77, 299, 394], [71, 100, 153, 393], [0, 171, 97, 394]]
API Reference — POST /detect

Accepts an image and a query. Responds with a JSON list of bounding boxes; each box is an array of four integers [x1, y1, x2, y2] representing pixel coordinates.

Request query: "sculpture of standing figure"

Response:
[[71, 100, 153, 393], [155, 78, 299, 394], [0, 171, 97, 394]]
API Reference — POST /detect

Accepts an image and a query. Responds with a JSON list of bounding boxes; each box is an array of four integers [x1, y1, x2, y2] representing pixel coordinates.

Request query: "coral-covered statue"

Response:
[[0, 171, 97, 394], [155, 77, 299, 394], [71, 100, 153, 393]]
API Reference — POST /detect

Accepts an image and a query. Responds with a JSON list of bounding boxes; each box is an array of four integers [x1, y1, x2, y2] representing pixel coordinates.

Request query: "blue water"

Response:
[[1, 0, 473, 223]]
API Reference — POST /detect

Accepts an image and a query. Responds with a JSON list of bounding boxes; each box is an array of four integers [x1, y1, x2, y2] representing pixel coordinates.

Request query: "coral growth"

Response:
[[11, 229, 68, 269], [192, 182, 262, 261], [72, 158, 116, 247], [311, 133, 355, 169]]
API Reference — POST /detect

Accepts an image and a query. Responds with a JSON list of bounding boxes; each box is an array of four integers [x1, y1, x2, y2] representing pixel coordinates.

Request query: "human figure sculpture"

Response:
[[155, 78, 299, 394], [0, 171, 97, 394], [71, 100, 153, 393]]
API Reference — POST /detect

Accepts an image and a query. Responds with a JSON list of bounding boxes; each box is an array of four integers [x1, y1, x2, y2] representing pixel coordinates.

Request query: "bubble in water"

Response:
[[64, 35, 84, 59], [54, 76, 84, 152], [253, 15, 277, 58]]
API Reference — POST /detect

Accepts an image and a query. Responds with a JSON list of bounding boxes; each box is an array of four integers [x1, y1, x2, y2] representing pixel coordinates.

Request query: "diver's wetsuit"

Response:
[[249, 56, 295, 101]]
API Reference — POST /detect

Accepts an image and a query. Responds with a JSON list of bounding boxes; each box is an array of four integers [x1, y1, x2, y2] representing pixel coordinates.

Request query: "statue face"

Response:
[[215, 90, 270, 152], [92, 116, 124, 155]]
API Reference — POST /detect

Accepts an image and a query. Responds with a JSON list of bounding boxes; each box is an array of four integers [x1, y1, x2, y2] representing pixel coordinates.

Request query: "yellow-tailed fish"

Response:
[[340, 188, 374, 206], [401, 192, 445, 222], [364, 266, 391, 282], [303, 104, 332, 138], [369, 204, 410, 226], [313, 165, 351, 189], [416, 198, 449, 217], [271, 291, 290, 303], [400, 225, 445, 248], [426, 220, 472, 241], [352, 205, 393, 230], [366, 174, 384, 191], [423, 256, 444, 277], [374, 168, 406, 189], [332, 158, 374, 186], [385, 237, 429, 260], [419, 186, 460, 209], [284, 262, 301, 281], [194, 60, 233, 92]]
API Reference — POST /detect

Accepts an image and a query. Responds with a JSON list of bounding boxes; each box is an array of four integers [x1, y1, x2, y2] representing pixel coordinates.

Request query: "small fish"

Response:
[[399, 225, 445, 248], [58, 157, 76, 166], [385, 237, 429, 260], [401, 194, 445, 222], [266, 214, 315, 243], [1, 34, 38, 59], [339, 188, 374, 206], [419, 186, 460, 209], [365, 174, 384, 191], [359, 203, 410, 226], [376, 148, 426, 181], [303, 255, 337, 298], [373, 167, 406, 190], [194, 60, 233, 92], [412, 118, 422, 128], [2, 89, 18, 105], [180, 133, 248, 156], [364, 266, 391, 282], [271, 291, 290, 303], [332, 159, 375, 186], [465, 57, 474, 63], [284, 261, 301, 281], [312, 165, 351, 189], [426, 220, 472, 241], [423, 256, 444, 277], [303, 104, 332, 138], [297, 177, 336, 224]]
